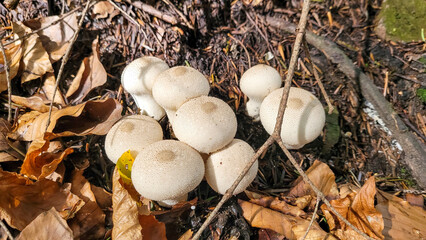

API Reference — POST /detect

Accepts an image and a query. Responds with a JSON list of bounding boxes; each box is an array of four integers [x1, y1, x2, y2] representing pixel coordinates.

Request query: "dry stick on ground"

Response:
[[302, 38, 334, 114], [3, 7, 82, 47], [0, 220, 13, 240], [0, 41, 12, 122], [161, 0, 194, 30], [265, 15, 426, 189], [301, 197, 320, 240], [45, 0, 93, 132], [129, 1, 177, 25], [227, 33, 251, 68]]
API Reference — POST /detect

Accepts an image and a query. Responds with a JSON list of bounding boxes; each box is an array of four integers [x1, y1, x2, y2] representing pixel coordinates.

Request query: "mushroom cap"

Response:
[[131, 140, 204, 201], [104, 115, 163, 163], [152, 66, 210, 112], [173, 96, 237, 153], [240, 64, 282, 101], [205, 139, 258, 195], [259, 87, 325, 149], [121, 56, 169, 95]]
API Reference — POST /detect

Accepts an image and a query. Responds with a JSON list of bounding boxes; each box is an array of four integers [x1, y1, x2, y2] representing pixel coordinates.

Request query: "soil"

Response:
[[0, 0, 425, 239]]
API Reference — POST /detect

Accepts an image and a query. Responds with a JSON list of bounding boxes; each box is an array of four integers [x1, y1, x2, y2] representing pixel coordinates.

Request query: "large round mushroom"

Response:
[[131, 140, 204, 203], [260, 87, 325, 149], [205, 139, 258, 195], [172, 96, 237, 154], [121, 56, 169, 120], [104, 115, 163, 163], [152, 66, 210, 123]]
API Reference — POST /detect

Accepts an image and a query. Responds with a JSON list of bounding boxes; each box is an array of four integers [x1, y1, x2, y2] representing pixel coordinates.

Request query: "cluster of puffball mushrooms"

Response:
[[104, 56, 326, 207]]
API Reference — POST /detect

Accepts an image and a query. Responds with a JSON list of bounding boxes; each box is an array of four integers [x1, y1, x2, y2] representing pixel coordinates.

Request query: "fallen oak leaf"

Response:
[[11, 94, 55, 112], [68, 170, 106, 239], [0, 118, 23, 162], [9, 98, 122, 141], [288, 160, 339, 200], [66, 38, 107, 104], [16, 207, 73, 240], [0, 169, 84, 230], [111, 167, 142, 240], [321, 177, 384, 240], [138, 215, 167, 240], [41, 72, 66, 105], [12, 22, 53, 83], [21, 132, 73, 180], [238, 200, 335, 240], [23, 12, 78, 62], [92, 1, 117, 19]]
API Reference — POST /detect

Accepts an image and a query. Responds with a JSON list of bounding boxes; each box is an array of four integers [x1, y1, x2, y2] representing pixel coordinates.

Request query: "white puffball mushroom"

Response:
[[157, 193, 188, 208], [104, 115, 163, 163], [131, 140, 204, 204], [152, 66, 210, 123], [205, 139, 258, 195], [173, 96, 237, 154], [260, 87, 326, 149], [240, 64, 282, 121], [121, 56, 169, 120]]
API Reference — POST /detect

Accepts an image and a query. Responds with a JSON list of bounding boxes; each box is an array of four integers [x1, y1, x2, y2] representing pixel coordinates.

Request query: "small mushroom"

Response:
[[173, 96, 237, 153], [260, 87, 325, 149], [121, 56, 169, 120], [131, 140, 204, 205], [205, 139, 258, 195], [240, 64, 282, 121], [104, 115, 163, 163], [152, 66, 210, 123]]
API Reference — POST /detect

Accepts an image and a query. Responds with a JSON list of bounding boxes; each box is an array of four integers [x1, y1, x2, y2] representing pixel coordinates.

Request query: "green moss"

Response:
[[378, 0, 426, 42]]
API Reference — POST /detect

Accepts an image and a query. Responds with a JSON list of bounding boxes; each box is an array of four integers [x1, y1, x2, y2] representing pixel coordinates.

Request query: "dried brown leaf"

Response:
[[0, 169, 84, 230], [139, 215, 167, 240], [250, 196, 307, 218], [91, 185, 112, 210], [12, 22, 53, 83], [9, 98, 122, 141], [16, 208, 73, 240], [66, 38, 107, 104], [11, 95, 54, 112], [239, 200, 334, 240], [21, 133, 73, 180], [258, 229, 285, 240], [112, 167, 142, 240], [0, 36, 22, 92], [321, 177, 384, 239], [92, 1, 116, 19], [376, 190, 426, 239], [24, 13, 78, 62], [405, 193, 424, 208], [288, 160, 339, 200], [0, 119, 22, 162], [68, 170, 106, 239], [41, 72, 66, 105]]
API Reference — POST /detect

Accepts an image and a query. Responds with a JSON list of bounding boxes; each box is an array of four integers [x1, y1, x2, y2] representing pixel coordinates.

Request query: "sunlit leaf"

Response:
[[0, 36, 23, 92], [9, 98, 122, 141], [66, 38, 107, 104]]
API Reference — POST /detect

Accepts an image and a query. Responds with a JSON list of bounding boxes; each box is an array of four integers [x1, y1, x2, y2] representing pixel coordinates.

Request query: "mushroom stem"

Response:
[[157, 193, 188, 208], [246, 99, 263, 121], [132, 94, 165, 120]]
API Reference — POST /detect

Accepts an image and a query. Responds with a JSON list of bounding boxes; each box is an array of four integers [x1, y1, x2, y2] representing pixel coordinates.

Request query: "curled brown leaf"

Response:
[[9, 98, 122, 141]]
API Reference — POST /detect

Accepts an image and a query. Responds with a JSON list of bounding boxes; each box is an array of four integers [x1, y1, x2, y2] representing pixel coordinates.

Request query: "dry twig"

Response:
[[301, 197, 320, 240], [129, 1, 177, 25], [302, 38, 334, 113], [161, 0, 194, 29], [0, 41, 12, 122], [45, 0, 93, 132], [0, 220, 14, 240]]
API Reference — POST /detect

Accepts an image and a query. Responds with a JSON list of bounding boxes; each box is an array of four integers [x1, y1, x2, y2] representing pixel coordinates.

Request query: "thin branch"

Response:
[[302, 38, 334, 114], [301, 197, 320, 240], [161, 0, 194, 29], [4, 7, 81, 47], [0, 220, 14, 240], [192, 0, 312, 238], [45, 0, 92, 132], [128, 1, 177, 25], [0, 41, 12, 122], [191, 136, 275, 240]]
